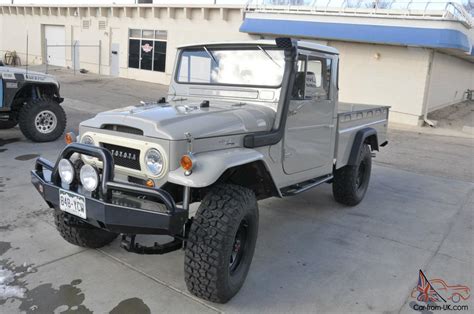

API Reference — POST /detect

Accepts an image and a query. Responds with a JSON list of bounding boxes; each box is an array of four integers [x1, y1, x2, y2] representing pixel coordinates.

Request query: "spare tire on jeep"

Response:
[[18, 98, 66, 142]]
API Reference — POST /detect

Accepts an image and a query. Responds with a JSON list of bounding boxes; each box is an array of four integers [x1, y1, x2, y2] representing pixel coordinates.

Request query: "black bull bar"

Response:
[[31, 143, 187, 239]]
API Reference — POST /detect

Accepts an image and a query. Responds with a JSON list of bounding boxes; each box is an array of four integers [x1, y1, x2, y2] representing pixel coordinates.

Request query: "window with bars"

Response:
[[128, 29, 167, 73]]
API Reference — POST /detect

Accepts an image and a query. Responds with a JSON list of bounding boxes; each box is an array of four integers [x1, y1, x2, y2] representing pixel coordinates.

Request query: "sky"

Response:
[[0, 0, 471, 15], [0, 0, 246, 4]]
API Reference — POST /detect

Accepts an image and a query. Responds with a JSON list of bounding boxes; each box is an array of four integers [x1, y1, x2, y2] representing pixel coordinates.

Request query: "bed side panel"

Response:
[[336, 107, 389, 169]]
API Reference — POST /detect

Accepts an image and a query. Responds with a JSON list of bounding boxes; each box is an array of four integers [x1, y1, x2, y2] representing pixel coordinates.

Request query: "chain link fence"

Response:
[[1, 40, 102, 75]]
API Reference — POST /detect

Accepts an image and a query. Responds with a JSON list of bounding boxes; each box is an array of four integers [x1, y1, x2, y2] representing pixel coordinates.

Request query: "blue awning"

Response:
[[240, 18, 472, 53]]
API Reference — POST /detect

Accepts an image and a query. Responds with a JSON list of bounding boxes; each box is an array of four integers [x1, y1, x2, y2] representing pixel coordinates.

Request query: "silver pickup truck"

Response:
[[31, 38, 388, 303]]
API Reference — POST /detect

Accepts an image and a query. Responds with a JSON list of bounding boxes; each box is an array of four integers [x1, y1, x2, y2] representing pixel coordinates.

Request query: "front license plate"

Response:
[[59, 189, 87, 219]]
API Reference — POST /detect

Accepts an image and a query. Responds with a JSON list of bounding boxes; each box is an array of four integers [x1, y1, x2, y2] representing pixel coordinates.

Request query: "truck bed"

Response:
[[335, 102, 390, 169]]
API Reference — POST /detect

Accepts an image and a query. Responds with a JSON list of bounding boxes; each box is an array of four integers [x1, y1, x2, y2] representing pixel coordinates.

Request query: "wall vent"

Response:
[[82, 20, 90, 29], [98, 20, 107, 30]]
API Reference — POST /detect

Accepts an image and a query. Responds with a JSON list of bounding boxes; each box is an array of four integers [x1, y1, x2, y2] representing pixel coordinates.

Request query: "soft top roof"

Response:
[[177, 39, 339, 55]]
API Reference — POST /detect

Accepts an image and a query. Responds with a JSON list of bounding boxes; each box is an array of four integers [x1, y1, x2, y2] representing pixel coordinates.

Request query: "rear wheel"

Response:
[[0, 119, 17, 129], [54, 210, 118, 248], [18, 99, 66, 142], [185, 184, 259, 303], [332, 144, 372, 206]]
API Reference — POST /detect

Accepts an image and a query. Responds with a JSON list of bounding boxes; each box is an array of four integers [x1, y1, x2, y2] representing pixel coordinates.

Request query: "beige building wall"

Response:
[[1, 5, 473, 126], [331, 41, 431, 125], [0, 6, 250, 85], [425, 52, 474, 112]]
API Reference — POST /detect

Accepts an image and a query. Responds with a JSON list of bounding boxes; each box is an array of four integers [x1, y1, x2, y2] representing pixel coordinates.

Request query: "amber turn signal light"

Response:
[[65, 132, 76, 145], [145, 179, 155, 188], [180, 154, 194, 171]]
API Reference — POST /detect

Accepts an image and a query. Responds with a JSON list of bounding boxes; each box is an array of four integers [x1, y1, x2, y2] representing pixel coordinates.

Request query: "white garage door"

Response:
[[44, 25, 66, 67]]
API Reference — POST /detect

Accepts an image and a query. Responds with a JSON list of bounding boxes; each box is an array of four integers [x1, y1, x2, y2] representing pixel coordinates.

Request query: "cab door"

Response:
[[283, 52, 336, 176]]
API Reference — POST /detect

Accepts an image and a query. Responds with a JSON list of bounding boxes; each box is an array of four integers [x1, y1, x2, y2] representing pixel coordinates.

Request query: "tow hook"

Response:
[[120, 234, 182, 255]]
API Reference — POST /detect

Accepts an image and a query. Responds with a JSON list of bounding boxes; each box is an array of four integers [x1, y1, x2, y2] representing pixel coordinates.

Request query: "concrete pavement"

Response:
[[1, 69, 472, 313]]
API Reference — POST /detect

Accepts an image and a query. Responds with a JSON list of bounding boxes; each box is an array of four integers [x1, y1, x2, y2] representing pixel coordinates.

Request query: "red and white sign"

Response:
[[142, 43, 153, 53]]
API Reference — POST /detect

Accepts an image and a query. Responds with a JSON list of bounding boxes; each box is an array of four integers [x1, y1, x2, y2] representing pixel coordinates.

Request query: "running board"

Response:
[[281, 174, 333, 196]]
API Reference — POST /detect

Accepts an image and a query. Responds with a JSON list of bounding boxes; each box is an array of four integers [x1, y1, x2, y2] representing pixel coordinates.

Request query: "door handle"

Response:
[[112, 51, 118, 55], [288, 103, 305, 116]]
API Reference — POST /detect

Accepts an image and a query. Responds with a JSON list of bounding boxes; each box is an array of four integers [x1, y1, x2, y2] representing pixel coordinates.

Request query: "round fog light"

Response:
[[80, 164, 99, 191], [58, 159, 75, 184]]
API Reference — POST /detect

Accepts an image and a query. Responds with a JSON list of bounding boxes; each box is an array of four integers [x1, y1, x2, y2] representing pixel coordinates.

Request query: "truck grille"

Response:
[[102, 143, 141, 170]]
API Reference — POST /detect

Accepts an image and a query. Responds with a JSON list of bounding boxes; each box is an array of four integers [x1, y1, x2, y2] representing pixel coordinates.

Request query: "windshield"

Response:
[[176, 47, 285, 87]]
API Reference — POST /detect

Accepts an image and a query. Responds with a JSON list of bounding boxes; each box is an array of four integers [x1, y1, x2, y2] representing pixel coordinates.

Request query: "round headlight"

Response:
[[81, 135, 95, 146], [80, 164, 99, 192], [145, 148, 164, 176], [58, 159, 74, 184], [80, 135, 95, 160]]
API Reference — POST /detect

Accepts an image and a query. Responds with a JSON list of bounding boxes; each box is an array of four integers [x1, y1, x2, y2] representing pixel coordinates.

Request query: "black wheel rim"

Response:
[[229, 219, 249, 275], [356, 161, 366, 190]]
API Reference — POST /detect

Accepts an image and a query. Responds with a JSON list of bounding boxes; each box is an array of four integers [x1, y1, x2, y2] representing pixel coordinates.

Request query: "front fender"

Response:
[[167, 148, 264, 188]]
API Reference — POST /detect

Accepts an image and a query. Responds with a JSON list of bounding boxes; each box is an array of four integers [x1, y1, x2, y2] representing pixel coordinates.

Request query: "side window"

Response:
[[292, 54, 332, 100], [292, 56, 307, 100], [307, 56, 331, 100]]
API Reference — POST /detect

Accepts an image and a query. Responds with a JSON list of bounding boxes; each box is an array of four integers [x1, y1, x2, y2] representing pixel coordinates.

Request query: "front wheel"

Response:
[[332, 144, 372, 206], [18, 99, 66, 142], [185, 184, 259, 303]]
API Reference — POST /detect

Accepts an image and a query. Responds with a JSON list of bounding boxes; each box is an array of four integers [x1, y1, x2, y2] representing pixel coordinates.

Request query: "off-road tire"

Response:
[[0, 119, 17, 129], [332, 144, 372, 206], [185, 184, 259, 303], [18, 99, 66, 142], [54, 210, 118, 248]]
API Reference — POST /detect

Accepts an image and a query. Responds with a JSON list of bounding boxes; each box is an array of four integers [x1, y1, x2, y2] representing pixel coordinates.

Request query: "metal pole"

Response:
[[182, 186, 191, 211], [73, 41, 76, 75], [98, 40, 101, 75], [45, 38, 48, 74], [26, 30, 28, 74]]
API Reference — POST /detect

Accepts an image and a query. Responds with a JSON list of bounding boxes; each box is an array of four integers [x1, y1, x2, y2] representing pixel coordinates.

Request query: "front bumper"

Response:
[[31, 143, 187, 235]]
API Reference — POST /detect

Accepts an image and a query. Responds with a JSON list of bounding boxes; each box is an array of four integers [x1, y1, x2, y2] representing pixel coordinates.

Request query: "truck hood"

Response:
[[0, 66, 58, 85], [80, 100, 276, 140]]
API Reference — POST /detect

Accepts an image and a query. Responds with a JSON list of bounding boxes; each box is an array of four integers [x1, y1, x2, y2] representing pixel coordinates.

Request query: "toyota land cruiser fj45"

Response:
[[0, 66, 66, 142], [31, 38, 388, 303]]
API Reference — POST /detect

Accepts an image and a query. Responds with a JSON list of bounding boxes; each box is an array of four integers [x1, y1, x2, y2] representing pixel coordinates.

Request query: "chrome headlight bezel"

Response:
[[144, 148, 165, 177], [58, 158, 75, 184], [79, 164, 99, 192], [80, 135, 96, 161], [81, 135, 95, 146]]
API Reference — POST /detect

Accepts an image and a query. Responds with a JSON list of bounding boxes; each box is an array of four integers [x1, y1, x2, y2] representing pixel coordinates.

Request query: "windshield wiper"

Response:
[[203, 46, 218, 65], [258, 45, 281, 68]]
